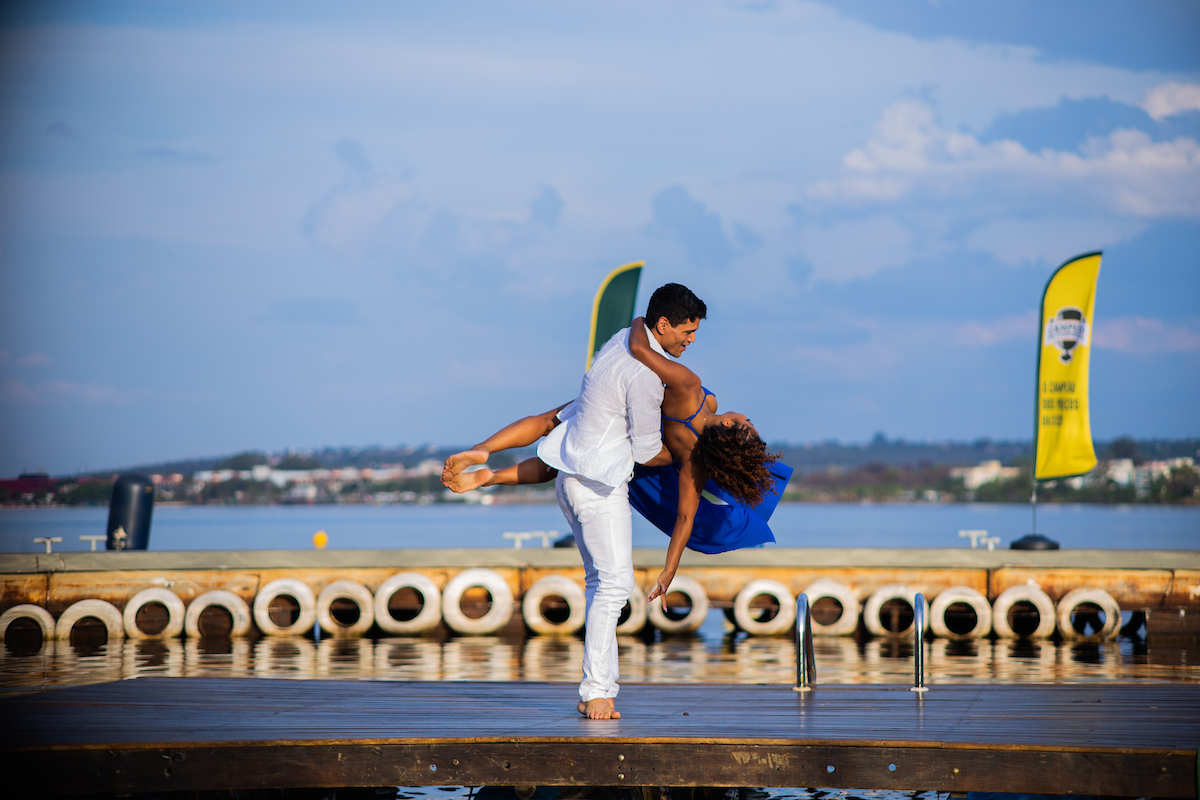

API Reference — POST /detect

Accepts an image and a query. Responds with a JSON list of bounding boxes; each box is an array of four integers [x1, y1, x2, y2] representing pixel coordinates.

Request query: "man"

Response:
[[441, 283, 707, 719]]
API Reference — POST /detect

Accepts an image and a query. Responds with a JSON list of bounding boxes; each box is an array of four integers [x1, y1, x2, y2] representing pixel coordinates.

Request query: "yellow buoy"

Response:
[[313, 530, 328, 549]]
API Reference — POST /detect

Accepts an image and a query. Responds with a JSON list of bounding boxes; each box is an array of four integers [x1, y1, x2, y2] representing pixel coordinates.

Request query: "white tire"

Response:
[[930, 586, 992, 641], [184, 590, 252, 638], [522, 575, 586, 636], [733, 579, 797, 637], [647, 575, 709, 634], [800, 579, 861, 636], [374, 572, 442, 636], [253, 578, 316, 637], [863, 584, 930, 638], [1056, 587, 1121, 641], [616, 588, 648, 636], [123, 588, 186, 639], [316, 580, 375, 638], [992, 583, 1056, 639], [0, 604, 56, 642], [54, 599, 126, 641], [442, 569, 514, 636]]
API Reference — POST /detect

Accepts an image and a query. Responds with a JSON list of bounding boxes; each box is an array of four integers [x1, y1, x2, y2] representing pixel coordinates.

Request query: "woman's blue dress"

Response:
[[628, 459, 793, 554]]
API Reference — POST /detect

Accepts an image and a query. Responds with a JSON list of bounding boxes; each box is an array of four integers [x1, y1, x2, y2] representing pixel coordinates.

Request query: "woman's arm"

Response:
[[647, 458, 706, 607], [628, 317, 701, 392]]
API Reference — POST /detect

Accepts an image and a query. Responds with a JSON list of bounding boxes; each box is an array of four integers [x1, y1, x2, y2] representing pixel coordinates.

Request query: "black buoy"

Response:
[[106, 473, 155, 551], [1010, 533, 1059, 550]]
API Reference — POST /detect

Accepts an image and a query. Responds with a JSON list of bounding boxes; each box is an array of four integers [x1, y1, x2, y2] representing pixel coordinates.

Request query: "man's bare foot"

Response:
[[447, 467, 495, 493], [577, 698, 620, 720], [442, 450, 488, 486]]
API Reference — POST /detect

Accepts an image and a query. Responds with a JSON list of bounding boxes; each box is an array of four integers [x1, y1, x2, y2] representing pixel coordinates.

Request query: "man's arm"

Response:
[[648, 458, 704, 606], [627, 363, 668, 466]]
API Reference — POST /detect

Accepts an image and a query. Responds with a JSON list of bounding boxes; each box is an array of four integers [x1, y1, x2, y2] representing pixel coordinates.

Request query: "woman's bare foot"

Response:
[[577, 698, 620, 719], [447, 467, 495, 493], [442, 450, 488, 486]]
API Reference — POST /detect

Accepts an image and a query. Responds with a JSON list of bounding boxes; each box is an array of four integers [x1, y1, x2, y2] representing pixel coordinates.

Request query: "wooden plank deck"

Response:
[[2, 678, 1197, 797]]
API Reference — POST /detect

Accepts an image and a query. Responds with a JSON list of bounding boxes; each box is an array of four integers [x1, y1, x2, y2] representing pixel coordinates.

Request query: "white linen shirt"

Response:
[[537, 326, 666, 488]]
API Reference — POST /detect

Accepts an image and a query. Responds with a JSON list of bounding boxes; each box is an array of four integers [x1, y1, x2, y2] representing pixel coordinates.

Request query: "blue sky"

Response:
[[1, 0, 1197, 475]]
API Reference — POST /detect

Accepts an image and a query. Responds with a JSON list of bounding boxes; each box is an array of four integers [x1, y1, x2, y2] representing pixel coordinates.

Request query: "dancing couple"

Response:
[[442, 283, 788, 720]]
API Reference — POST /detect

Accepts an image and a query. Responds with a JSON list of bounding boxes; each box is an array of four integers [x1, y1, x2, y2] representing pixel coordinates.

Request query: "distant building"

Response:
[[950, 460, 1020, 490]]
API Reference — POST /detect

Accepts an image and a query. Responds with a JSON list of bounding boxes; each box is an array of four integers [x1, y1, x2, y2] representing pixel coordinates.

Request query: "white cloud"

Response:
[[956, 311, 1038, 347], [1093, 317, 1200, 354], [809, 99, 1200, 220], [304, 178, 415, 257], [795, 215, 915, 282], [1142, 82, 1200, 121], [965, 218, 1145, 267], [14, 352, 51, 368], [1, 378, 126, 405]]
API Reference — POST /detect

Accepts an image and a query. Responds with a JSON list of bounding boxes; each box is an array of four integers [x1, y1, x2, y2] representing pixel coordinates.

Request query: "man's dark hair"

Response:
[[646, 283, 707, 327]]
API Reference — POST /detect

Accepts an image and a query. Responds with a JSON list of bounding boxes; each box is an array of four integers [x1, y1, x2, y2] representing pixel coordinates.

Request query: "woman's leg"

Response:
[[445, 457, 558, 493], [442, 403, 570, 487]]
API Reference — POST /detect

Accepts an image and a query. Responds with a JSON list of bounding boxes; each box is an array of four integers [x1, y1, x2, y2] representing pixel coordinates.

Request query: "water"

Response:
[[3, 609, 1192, 694], [2, 501, 1197, 553]]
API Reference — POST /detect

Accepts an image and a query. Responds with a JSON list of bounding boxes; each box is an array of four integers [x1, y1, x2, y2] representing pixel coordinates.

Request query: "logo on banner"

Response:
[[1044, 306, 1090, 363]]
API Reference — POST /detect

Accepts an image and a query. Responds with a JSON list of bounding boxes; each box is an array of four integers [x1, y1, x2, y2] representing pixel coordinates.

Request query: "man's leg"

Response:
[[557, 473, 633, 719]]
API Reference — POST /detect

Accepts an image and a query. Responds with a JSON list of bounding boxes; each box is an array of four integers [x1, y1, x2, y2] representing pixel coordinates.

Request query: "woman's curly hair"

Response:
[[692, 422, 781, 506]]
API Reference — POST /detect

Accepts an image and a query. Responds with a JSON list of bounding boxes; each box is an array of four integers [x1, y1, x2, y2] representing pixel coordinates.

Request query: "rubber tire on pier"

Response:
[[123, 587, 186, 639], [0, 603, 56, 643], [863, 584, 930, 638], [184, 590, 253, 638], [800, 578, 861, 636], [316, 580, 375, 638], [615, 588, 648, 636], [647, 575, 709, 635], [991, 583, 1057, 640], [522, 575, 586, 636], [441, 568, 514, 636], [929, 586, 992, 641], [54, 599, 126, 641], [374, 572, 442, 636], [253, 578, 316, 637], [1056, 586, 1121, 641], [733, 579, 797, 636]]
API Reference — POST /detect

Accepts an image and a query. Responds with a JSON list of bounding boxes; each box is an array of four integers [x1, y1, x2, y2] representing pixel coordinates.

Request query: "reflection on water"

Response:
[[2, 610, 1194, 694]]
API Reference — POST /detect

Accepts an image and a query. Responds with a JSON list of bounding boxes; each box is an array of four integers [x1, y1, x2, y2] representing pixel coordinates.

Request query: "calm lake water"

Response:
[[1, 501, 1197, 553]]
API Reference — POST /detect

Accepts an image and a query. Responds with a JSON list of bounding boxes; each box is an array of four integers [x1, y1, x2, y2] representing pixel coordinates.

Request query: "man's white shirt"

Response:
[[537, 326, 666, 488]]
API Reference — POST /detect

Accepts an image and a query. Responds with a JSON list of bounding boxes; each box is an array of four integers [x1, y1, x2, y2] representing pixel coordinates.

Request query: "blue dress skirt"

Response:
[[628, 460, 793, 554]]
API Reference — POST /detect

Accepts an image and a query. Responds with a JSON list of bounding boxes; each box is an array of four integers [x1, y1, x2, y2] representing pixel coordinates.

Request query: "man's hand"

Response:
[[648, 569, 676, 610]]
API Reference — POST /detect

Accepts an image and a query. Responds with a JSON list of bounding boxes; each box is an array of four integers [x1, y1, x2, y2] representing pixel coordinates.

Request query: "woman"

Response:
[[442, 319, 789, 604]]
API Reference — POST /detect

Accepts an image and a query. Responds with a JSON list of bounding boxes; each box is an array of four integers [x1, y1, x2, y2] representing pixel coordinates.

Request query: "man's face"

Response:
[[655, 317, 701, 357]]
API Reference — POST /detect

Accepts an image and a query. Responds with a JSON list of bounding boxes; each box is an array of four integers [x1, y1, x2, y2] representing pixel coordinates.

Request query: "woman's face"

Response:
[[717, 412, 758, 438]]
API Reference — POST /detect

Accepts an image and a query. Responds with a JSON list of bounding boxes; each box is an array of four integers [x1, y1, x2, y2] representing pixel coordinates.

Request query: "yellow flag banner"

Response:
[[586, 260, 643, 370], [1034, 251, 1102, 481]]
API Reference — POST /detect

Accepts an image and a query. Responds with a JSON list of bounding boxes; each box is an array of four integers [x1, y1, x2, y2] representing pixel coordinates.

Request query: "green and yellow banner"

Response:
[[1034, 251, 1102, 480], [586, 260, 643, 370]]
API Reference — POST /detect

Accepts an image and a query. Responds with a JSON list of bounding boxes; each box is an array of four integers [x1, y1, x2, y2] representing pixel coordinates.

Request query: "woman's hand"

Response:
[[648, 568, 676, 609]]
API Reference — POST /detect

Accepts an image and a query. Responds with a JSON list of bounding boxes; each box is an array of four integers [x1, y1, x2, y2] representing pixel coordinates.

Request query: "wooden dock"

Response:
[[2, 678, 1197, 797]]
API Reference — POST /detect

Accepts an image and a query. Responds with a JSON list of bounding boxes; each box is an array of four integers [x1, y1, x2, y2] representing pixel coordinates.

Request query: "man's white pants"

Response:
[[555, 472, 635, 703]]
